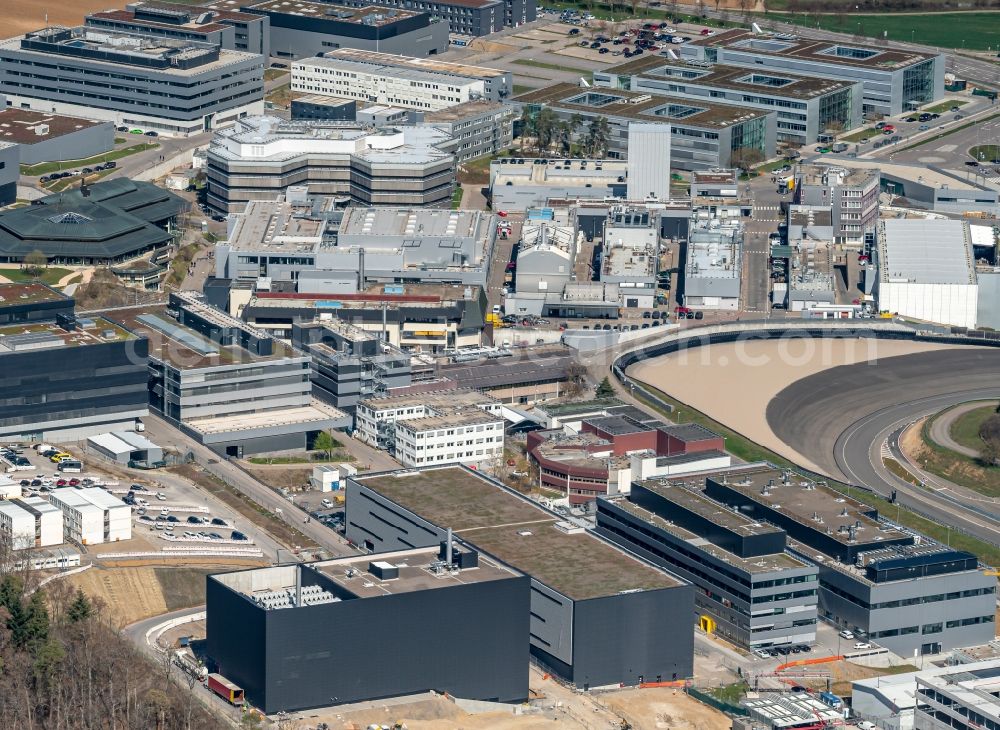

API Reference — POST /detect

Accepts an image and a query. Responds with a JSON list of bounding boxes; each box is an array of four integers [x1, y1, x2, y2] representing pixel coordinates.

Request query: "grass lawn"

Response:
[[763, 12, 1000, 50], [263, 68, 288, 81], [923, 99, 968, 114], [971, 144, 1000, 162], [546, 0, 734, 26], [949, 404, 998, 454], [883, 457, 921, 486], [0, 267, 73, 285], [512, 84, 534, 95], [265, 84, 298, 107], [707, 682, 749, 705], [630, 380, 1000, 566], [756, 158, 794, 174], [451, 185, 464, 209], [21, 143, 159, 176], [458, 152, 503, 186], [513, 58, 591, 74], [842, 127, 882, 143]]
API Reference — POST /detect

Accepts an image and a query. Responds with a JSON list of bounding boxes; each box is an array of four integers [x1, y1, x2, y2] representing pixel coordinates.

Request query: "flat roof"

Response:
[[513, 82, 771, 129], [186, 402, 345, 434], [356, 467, 681, 599], [536, 398, 623, 418], [108, 305, 296, 369], [606, 56, 855, 99], [585, 415, 652, 436], [246, 1, 421, 25], [878, 219, 976, 286], [690, 28, 937, 69], [658, 423, 722, 442], [611, 498, 806, 574], [225, 199, 328, 253], [338, 207, 488, 238], [316, 546, 520, 598], [638, 481, 782, 537], [315, 48, 508, 80], [0, 109, 104, 145], [686, 226, 741, 283], [6, 26, 256, 77], [0, 283, 68, 306], [435, 348, 574, 390], [361, 387, 495, 412], [0, 317, 135, 353], [424, 100, 511, 123], [704, 464, 909, 545], [814, 159, 983, 191]]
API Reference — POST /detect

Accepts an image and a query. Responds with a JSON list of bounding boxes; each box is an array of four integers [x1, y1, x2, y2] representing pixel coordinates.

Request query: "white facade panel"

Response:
[[881, 281, 978, 328], [626, 123, 672, 201], [0, 503, 36, 550]]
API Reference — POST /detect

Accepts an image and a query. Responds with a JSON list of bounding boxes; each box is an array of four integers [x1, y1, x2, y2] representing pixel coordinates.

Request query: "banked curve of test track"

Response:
[[612, 321, 1000, 546]]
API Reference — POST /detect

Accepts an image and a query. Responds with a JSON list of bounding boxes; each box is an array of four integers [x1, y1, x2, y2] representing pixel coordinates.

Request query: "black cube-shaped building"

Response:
[[344, 466, 695, 690], [207, 546, 530, 714]]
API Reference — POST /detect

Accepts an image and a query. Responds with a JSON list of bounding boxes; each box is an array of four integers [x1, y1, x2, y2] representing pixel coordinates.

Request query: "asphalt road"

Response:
[[142, 415, 361, 558], [927, 400, 997, 459], [840, 389, 1000, 543], [766, 348, 1000, 543]]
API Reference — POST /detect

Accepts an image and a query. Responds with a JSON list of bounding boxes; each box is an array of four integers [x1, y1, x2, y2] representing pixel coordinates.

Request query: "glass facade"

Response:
[[902, 59, 936, 106]]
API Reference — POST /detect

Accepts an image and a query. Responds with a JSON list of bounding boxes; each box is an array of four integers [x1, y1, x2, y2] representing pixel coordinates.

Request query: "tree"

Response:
[[518, 106, 535, 152], [731, 147, 765, 177], [313, 431, 336, 460], [66, 591, 93, 624], [584, 116, 611, 157], [22, 250, 47, 277], [534, 107, 559, 152], [596, 377, 616, 399], [564, 362, 588, 397]]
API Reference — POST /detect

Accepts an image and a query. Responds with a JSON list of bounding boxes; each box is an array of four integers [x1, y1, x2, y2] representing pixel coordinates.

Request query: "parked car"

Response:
[[854, 642, 873, 650], [838, 630, 855, 639]]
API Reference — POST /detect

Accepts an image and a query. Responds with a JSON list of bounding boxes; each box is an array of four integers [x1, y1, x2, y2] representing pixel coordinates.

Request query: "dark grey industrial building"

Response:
[[243, 0, 448, 59], [0, 179, 187, 266], [702, 464, 997, 656], [0, 26, 264, 135], [332, 0, 536, 34], [108, 291, 349, 456], [207, 546, 530, 713], [292, 320, 412, 415], [290, 95, 357, 121], [0, 284, 150, 441], [596, 481, 819, 650], [85, 1, 270, 58], [344, 466, 694, 689], [0, 141, 16, 207], [0, 108, 114, 167]]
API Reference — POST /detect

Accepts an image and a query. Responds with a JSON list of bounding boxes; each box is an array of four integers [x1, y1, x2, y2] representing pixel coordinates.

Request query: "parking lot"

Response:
[[2, 440, 286, 559], [438, 11, 720, 95]]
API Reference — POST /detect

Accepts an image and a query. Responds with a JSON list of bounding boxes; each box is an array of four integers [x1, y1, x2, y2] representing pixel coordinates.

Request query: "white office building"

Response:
[[875, 219, 979, 328], [47, 488, 131, 545], [355, 388, 504, 466], [0, 497, 63, 550], [291, 49, 512, 112], [626, 122, 671, 201]]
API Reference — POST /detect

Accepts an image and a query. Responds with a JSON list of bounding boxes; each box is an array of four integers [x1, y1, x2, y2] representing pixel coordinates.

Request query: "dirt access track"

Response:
[[0, 0, 115, 37]]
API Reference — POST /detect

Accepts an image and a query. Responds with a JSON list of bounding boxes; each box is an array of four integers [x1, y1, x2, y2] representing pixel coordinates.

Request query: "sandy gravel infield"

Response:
[[628, 338, 952, 471]]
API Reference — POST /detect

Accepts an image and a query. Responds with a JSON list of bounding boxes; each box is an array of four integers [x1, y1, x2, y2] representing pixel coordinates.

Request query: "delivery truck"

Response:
[[207, 674, 244, 706]]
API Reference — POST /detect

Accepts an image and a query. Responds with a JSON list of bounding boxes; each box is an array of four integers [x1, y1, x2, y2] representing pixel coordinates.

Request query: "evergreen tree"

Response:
[[67, 590, 93, 624], [596, 377, 616, 399]]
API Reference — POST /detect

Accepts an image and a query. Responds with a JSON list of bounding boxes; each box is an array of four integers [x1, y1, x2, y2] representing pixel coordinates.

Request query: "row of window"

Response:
[[870, 615, 994, 639]]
